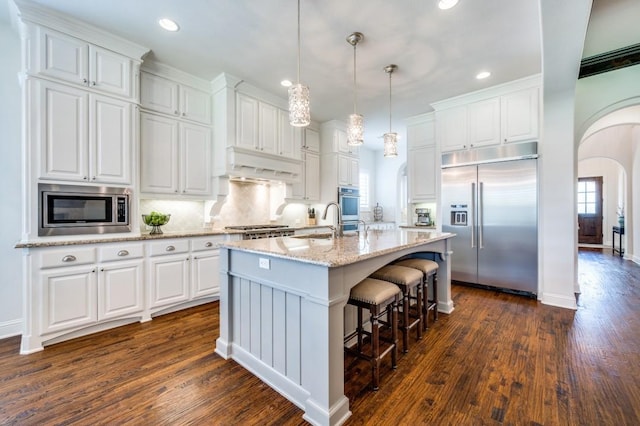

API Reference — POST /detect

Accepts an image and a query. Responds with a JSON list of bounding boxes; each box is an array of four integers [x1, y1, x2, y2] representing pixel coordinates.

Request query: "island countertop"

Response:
[[220, 229, 455, 267]]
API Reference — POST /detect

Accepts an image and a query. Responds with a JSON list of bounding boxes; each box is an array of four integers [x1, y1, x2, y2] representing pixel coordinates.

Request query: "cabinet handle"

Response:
[[92, 268, 96, 273], [83, 176, 88, 180], [100, 268, 104, 272], [205, 242, 213, 247], [175, 110, 179, 115], [91, 81, 96, 87], [117, 250, 129, 257], [82, 78, 88, 84], [61, 255, 77, 262], [91, 176, 96, 180], [166, 245, 176, 252], [182, 112, 186, 117]]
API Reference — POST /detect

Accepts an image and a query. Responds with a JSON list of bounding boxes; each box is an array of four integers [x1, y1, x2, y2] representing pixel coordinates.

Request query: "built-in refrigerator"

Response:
[[441, 142, 538, 295]]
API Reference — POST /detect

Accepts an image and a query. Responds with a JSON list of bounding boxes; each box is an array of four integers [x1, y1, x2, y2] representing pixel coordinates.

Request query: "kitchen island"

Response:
[[215, 229, 455, 426]]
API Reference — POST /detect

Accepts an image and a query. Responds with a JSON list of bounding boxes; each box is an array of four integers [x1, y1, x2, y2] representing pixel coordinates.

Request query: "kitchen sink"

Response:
[[291, 233, 334, 240]]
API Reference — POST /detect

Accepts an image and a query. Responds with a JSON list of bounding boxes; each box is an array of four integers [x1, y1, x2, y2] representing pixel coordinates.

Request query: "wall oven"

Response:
[[39, 183, 131, 236], [338, 186, 359, 231]]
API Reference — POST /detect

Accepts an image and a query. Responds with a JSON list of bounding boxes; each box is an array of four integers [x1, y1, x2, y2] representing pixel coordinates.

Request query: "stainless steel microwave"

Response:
[[39, 183, 131, 236]]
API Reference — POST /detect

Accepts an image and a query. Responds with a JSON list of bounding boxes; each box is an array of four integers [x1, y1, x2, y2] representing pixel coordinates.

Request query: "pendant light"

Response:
[[288, 0, 310, 127], [383, 64, 398, 158], [346, 32, 364, 146]]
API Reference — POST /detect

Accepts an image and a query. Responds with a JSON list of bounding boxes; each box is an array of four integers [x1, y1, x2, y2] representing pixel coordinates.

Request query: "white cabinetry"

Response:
[[279, 109, 302, 159], [140, 112, 211, 196], [30, 26, 135, 99], [407, 114, 437, 202], [148, 240, 190, 309], [320, 120, 359, 203], [38, 243, 144, 337], [190, 236, 224, 298], [435, 78, 540, 153], [140, 72, 211, 124], [35, 79, 132, 184], [501, 88, 539, 143], [290, 128, 320, 202]]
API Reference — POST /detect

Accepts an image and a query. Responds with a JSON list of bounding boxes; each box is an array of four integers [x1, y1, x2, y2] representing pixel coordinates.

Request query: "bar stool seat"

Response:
[[394, 258, 439, 330], [370, 265, 423, 353], [345, 278, 401, 391]]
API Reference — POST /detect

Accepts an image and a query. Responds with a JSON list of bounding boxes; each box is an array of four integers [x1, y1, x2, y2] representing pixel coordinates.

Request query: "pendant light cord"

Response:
[[388, 70, 392, 132], [296, 0, 301, 84], [353, 43, 357, 114]]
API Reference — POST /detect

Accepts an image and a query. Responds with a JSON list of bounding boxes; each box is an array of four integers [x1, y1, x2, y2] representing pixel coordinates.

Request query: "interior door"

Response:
[[578, 177, 603, 244]]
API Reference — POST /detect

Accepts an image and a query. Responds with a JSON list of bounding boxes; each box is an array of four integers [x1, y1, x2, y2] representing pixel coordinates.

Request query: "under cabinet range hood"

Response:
[[212, 73, 304, 184]]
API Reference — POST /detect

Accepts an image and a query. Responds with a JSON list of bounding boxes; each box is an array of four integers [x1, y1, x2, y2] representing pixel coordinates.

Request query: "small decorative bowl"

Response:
[[142, 213, 171, 234]]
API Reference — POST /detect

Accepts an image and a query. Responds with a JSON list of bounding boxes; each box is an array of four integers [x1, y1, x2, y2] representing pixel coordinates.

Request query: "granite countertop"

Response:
[[399, 225, 437, 229], [220, 229, 455, 267], [14, 225, 334, 249]]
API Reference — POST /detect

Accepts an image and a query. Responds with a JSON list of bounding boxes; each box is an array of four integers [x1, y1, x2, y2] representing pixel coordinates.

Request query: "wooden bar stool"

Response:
[[370, 265, 423, 353], [345, 278, 401, 391], [395, 258, 439, 330]]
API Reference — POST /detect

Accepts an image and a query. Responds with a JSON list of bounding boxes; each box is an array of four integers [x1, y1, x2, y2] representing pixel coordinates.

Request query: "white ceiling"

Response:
[[3, 0, 639, 150]]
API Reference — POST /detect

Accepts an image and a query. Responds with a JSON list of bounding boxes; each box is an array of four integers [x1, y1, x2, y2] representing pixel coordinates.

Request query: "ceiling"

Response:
[[2, 0, 639, 151]]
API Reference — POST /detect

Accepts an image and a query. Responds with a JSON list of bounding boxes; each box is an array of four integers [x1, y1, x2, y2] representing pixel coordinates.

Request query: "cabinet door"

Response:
[[140, 73, 179, 116], [437, 106, 467, 152], [279, 109, 301, 159], [149, 255, 190, 309], [89, 45, 132, 98], [408, 146, 436, 201], [35, 27, 89, 86], [304, 128, 320, 152], [407, 118, 435, 149], [259, 102, 279, 154], [140, 113, 179, 193], [337, 154, 350, 186], [180, 122, 212, 195], [349, 158, 359, 187], [304, 152, 320, 201], [98, 259, 144, 320], [501, 88, 539, 143], [180, 85, 212, 124], [191, 251, 220, 298], [37, 80, 89, 181], [336, 129, 358, 155], [467, 98, 500, 148], [90, 94, 131, 184], [236, 94, 259, 149], [41, 266, 97, 334]]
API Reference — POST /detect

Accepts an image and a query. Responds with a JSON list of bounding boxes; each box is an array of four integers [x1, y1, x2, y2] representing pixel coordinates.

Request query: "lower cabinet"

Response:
[[23, 235, 226, 354]]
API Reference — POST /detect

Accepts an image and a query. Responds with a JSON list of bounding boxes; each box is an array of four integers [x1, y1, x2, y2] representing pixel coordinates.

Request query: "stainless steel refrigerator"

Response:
[[441, 142, 538, 295]]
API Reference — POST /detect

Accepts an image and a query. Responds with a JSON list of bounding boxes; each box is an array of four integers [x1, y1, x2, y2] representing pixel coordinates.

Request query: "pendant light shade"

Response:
[[288, 0, 310, 127], [383, 64, 398, 158], [346, 32, 364, 146]]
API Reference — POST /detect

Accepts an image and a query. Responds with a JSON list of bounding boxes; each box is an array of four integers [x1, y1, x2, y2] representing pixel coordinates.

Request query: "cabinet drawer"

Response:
[[191, 236, 225, 252], [41, 247, 96, 269], [99, 243, 144, 262], [148, 239, 189, 256]]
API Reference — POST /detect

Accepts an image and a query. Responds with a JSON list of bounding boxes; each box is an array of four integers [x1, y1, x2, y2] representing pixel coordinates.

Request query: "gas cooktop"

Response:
[[224, 224, 290, 230]]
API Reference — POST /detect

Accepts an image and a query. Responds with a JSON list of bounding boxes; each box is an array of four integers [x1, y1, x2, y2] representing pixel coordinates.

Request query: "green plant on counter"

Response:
[[143, 211, 170, 226]]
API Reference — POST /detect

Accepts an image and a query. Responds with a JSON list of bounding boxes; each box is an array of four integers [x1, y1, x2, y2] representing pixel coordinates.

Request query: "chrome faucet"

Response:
[[322, 202, 343, 237]]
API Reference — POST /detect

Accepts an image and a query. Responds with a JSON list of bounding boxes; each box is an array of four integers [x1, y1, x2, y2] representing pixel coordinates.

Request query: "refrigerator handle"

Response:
[[471, 182, 476, 248], [479, 181, 484, 249]]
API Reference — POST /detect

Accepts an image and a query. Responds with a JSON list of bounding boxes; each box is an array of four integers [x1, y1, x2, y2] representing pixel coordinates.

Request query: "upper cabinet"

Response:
[[320, 120, 359, 203], [28, 26, 137, 100], [407, 113, 437, 203], [140, 72, 211, 124], [34, 79, 132, 184], [433, 77, 540, 153]]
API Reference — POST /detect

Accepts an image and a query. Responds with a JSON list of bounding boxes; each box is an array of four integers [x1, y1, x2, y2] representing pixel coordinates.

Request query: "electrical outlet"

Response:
[[259, 258, 270, 269]]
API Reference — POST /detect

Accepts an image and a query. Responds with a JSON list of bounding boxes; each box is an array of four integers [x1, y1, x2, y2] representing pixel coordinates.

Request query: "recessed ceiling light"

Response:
[[159, 18, 180, 32], [438, 0, 459, 10], [281, 79, 293, 87], [476, 71, 491, 80]]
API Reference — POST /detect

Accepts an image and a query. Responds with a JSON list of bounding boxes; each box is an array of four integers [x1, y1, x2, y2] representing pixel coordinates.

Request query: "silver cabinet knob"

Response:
[[117, 250, 129, 257], [61, 255, 77, 262], [165, 245, 176, 252], [205, 242, 213, 247]]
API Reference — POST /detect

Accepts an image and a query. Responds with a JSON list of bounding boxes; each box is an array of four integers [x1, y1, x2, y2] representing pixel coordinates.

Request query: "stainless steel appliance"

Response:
[[39, 183, 131, 236], [415, 208, 432, 226], [224, 224, 294, 240], [338, 186, 359, 231], [441, 142, 538, 295]]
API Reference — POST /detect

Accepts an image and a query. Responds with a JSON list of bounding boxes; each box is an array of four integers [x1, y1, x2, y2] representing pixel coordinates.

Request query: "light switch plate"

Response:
[[259, 258, 270, 269]]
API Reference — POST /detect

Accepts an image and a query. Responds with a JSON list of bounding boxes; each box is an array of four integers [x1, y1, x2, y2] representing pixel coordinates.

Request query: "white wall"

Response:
[[0, 18, 24, 338], [374, 144, 405, 224], [358, 147, 375, 221]]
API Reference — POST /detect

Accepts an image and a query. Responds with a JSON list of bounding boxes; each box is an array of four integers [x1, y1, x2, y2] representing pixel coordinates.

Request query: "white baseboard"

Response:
[[541, 292, 578, 310], [0, 319, 22, 340]]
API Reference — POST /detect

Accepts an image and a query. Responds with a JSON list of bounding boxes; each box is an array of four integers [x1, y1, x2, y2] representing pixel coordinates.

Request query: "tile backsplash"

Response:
[[139, 199, 205, 233]]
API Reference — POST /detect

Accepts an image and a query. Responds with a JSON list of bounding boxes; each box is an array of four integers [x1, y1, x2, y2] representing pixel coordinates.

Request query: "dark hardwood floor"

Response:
[[1, 248, 638, 425]]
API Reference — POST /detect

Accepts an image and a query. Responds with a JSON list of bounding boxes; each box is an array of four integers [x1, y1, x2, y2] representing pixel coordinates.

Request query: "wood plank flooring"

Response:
[[1, 248, 638, 425]]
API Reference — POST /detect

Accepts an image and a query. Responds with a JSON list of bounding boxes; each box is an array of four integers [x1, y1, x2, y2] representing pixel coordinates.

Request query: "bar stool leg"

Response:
[[371, 305, 380, 391], [357, 306, 363, 351], [433, 273, 438, 322], [415, 283, 423, 341], [391, 295, 399, 369]]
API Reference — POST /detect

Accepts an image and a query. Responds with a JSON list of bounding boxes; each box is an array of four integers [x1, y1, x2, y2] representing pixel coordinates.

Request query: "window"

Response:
[[577, 180, 596, 214], [359, 171, 370, 210]]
